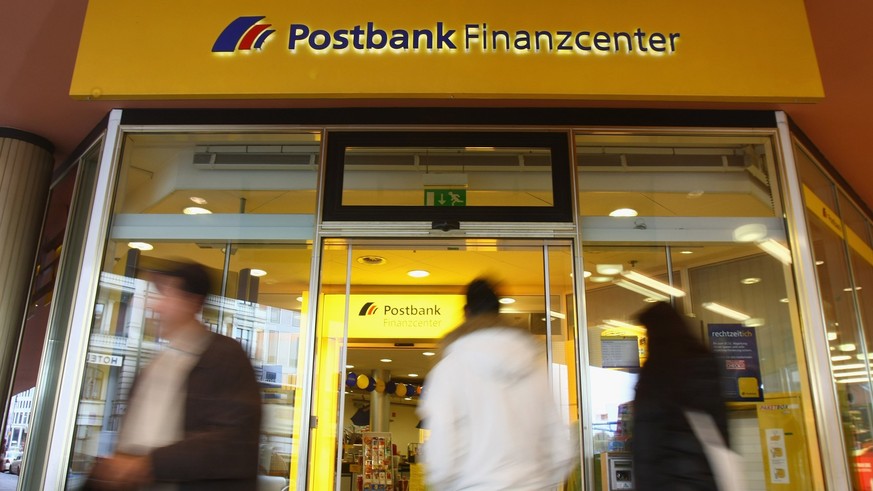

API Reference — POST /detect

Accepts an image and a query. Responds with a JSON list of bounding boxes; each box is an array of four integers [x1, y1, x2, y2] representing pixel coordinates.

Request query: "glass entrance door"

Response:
[[307, 238, 581, 490]]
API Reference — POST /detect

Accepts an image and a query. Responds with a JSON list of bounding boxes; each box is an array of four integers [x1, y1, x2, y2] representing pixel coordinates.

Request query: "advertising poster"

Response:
[[707, 324, 764, 402]]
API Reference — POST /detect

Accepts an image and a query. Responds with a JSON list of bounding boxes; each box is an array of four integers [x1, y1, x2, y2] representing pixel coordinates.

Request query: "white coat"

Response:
[[417, 327, 578, 490]]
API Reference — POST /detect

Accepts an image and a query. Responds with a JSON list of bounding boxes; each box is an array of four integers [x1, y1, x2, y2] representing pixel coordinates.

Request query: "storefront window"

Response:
[[578, 133, 821, 490], [795, 142, 873, 488], [65, 131, 319, 489]]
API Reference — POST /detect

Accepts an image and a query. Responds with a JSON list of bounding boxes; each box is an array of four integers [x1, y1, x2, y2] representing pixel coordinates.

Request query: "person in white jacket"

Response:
[[417, 278, 578, 490]]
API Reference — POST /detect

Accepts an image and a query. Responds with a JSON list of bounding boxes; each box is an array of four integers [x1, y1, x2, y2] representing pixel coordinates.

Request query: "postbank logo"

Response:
[[358, 302, 378, 316], [212, 16, 276, 53]]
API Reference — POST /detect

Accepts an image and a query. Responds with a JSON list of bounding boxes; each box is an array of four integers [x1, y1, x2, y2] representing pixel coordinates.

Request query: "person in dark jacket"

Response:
[[88, 262, 261, 490], [632, 302, 728, 491]]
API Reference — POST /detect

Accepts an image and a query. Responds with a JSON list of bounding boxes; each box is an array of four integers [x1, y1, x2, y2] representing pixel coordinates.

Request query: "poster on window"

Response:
[[707, 324, 764, 402]]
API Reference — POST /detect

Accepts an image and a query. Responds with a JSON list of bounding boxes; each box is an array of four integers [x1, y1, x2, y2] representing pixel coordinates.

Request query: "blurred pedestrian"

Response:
[[418, 278, 577, 490], [632, 302, 729, 491], [87, 262, 261, 490]]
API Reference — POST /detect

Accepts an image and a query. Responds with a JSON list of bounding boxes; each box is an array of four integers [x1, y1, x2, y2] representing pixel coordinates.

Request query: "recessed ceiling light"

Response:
[[357, 255, 387, 265], [680, 250, 694, 255], [583, 270, 592, 278], [127, 241, 154, 251], [832, 355, 852, 362], [408, 373, 419, 377], [589, 276, 612, 283], [815, 260, 825, 266], [346, 365, 355, 369], [499, 297, 516, 304], [189, 196, 208, 205], [780, 298, 789, 303], [380, 358, 393, 363], [422, 352, 436, 357], [609, 208, 638, 217], [183, 206, 212, 215], [250, 269, 267, 277], [741, 277, 761, 285], [296, 296, 304, 302], [407, 270, 430, 278], [596, 264, 623, 275], [643, 297, 659, 303], [743, 318, 765, 327], [827, 331, 838, 341], [687, 190, 705, 198], [844, 286, 863, 292], [839, 343, 857, 352]]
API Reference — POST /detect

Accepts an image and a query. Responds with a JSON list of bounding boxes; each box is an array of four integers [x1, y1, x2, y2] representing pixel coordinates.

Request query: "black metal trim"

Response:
[[787, 117, 873, 219], [118, 108, 778, 128], [0, 127, 54, 153], [322, 131, 574, 222]]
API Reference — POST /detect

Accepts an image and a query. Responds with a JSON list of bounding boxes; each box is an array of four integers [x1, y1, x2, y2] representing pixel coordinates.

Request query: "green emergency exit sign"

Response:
[[424, 189, 467, 207]]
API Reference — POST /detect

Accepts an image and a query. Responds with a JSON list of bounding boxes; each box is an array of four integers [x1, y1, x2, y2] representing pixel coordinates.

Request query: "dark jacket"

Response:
[[145, 333, 262, 489], [632, 303, 728, 491]]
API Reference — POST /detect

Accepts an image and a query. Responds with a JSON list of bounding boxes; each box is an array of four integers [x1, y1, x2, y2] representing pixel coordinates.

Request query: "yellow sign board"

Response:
[[71, 0, 822, 101], [322, 294, 466, 340]]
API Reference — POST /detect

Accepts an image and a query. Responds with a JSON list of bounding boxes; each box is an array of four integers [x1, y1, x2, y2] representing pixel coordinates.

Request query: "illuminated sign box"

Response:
[[323, 294, 466, 340], [71, 0, 823, 101]]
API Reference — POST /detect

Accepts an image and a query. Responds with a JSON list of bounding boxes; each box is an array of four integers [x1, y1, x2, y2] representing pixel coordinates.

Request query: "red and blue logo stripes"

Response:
[[212, 16, 275, 52]]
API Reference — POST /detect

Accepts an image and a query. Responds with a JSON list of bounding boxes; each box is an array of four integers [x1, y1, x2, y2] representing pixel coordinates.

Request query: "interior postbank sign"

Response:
[[71, 0, 823, 101]]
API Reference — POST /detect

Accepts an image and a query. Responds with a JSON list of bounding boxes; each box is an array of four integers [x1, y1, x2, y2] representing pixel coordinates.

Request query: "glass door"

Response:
[[307, 238, 581, 490]]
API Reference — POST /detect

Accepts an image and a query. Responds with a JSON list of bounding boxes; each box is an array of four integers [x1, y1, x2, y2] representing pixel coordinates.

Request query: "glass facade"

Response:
[[21, 110, 873, 490]]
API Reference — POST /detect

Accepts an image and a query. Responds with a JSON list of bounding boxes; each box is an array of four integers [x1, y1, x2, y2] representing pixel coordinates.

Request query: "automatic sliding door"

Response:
[[309, 239, 580, 490]]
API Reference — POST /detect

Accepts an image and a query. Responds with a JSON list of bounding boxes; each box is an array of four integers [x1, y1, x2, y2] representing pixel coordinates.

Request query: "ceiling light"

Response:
[[296, 296, 304, 302], [621, 270, 686, 297], [757, 239, 792, 265], [250, 269, 267, 277], [613, 279, 670, 302], [837, 377, 871, 384], [857, 354, 873, 360], [183, 206, 212, 215], [733, 224, 767, 243], [833, 364, 866, 371], [839, 343, 857, 352], [127, 241, 154, 251], [583, 270, 592, 278], [702, 302, 750, 321], [742, 318, 765, 327], [780, 298, 789, 303], [680, 250, 694, 255], [589, 276, 612, 283], [827, 331, 838, 341], [499, 297, 516, 304], [843, 286, 863, 292], [408, 373, 419, 377], [596, 264, 624, 275], [380, 358, 393, 363], [643, 297, 659, 303], [422, 352, 436, 357], [609, 208, 638, 217], [833, 371, 870, 378], [687, 190, 705, 198], [740, 277, 761, 285], [189, 196, 208, 205], [815, 260, 825, 266], [346, 365, 355, 369], [832, 355, 852, 362], [407, 270, 430, 278], [357, 255, 387, 265]]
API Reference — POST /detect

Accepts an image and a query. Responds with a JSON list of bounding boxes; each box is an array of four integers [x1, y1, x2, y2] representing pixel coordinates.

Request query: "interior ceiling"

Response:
[[2, 1, 873, 210]]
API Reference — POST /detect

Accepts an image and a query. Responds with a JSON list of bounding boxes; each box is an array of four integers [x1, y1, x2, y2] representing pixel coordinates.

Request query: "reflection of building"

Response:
[[4, 387, 34, 451], [69, 271, 300, 474]]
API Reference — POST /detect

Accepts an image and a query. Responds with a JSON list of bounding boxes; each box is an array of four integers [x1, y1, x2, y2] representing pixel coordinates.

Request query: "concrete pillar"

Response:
[[370, 369, 391, 432], [0, 129, 53, 428]]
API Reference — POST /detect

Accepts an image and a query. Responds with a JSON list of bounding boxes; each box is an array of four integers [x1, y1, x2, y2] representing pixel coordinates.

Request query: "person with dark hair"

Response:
[[88, 262, 261, 490], [418, 278, 577, 490], [632, 302, 728, 491]]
